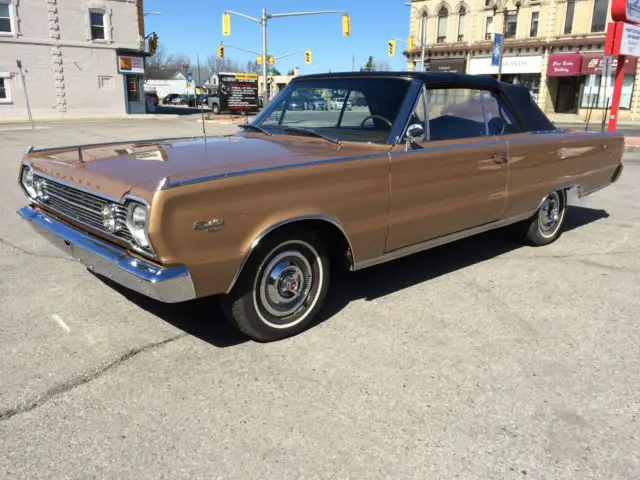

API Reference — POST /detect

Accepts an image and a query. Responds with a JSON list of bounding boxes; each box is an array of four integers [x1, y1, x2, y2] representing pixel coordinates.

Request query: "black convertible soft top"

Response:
[[292, 71, 557, 133]]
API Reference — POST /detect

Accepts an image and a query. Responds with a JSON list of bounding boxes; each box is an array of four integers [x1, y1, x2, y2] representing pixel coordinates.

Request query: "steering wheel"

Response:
[[360, 114, 393, 129]]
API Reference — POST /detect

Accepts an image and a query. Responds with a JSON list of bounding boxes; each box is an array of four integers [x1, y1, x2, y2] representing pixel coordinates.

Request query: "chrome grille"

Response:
[[34, 174, 134, 244]]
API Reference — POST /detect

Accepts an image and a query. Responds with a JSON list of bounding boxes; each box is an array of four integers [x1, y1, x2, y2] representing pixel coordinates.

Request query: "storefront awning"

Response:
[[581, 54, 638, 75], [547, 53, 582, 76]]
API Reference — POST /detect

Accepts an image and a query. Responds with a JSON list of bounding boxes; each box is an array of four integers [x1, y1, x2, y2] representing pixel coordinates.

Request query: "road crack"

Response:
[[0, 333, 187, 422], [0, 237, 76, 263]]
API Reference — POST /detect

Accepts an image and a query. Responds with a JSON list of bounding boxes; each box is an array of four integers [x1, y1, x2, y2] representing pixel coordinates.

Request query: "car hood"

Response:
[[26, 133, 388, 201]]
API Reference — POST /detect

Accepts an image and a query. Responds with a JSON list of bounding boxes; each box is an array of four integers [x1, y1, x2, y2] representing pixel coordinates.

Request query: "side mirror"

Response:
[[405, 123, 425, 150]]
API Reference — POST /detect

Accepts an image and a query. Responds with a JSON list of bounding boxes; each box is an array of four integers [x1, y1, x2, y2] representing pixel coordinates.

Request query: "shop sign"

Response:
[[429, 58, 466, 73], [118, 55, 145, 74], [547, 53, 583, 76], [581, 53, 638, 74], [618, 22, 640, 56], [612, 0, 640, 24], [468, 55, 542, 74]]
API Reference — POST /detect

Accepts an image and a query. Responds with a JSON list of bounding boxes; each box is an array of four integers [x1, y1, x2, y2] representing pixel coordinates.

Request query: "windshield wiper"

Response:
[[238, 124, 272, 136], [283, 126, 342, 146]]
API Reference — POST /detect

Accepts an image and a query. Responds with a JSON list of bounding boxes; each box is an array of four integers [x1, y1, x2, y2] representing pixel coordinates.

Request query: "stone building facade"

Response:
[[404, 0, 640, 122], [0, 0, 148, 122]]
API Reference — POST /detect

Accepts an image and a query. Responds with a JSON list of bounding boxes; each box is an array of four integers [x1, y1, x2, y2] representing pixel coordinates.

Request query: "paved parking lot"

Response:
[[1, 118, 639, 479]]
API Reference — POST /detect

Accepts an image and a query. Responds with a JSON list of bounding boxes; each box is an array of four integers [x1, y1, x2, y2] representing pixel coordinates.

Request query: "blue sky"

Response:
[[143, 0, 411, 73]]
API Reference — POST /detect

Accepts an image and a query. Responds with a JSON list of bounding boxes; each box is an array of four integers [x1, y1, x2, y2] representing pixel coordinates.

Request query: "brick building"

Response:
[[0, 0, 149, 122], [404, 0, 640, 122]]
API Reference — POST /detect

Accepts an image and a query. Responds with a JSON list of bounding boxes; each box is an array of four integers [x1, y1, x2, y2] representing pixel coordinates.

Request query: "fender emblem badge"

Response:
[[193, 217, 225, 232]]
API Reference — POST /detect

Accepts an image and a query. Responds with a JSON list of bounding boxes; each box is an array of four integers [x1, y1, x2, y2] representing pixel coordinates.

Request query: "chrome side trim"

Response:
[[225, 215, 356, 294], [17, 205, 196, 303], [26, 135, 205, 154], [353, 211, 535, 270], [160, 131, 612, 190]]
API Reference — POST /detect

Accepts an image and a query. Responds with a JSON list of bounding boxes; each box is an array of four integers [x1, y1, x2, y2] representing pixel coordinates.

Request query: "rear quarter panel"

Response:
[[503, 130, 625, 219], [147, 155, 391, 297]]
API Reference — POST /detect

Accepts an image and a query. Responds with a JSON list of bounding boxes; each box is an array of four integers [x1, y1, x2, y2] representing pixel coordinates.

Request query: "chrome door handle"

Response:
[[492, 152, 509, 164]]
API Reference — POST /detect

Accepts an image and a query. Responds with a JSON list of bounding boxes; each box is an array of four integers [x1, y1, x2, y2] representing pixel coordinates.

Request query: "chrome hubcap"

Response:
[[259, 250, 313, 318], [539, 191, 562, 235]]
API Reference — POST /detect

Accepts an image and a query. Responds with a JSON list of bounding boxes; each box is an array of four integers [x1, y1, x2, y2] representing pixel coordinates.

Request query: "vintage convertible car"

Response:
[[16, 72, 624, 342]]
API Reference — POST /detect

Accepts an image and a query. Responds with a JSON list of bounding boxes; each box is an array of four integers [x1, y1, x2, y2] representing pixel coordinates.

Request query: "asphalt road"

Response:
[[1, 118, 639, 479]]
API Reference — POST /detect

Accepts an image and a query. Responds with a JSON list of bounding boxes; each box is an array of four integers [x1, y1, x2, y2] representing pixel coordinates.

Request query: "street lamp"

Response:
[[405, 2, 428, 72], [144, 11, 162, 16], [492, 0, 521, 81]]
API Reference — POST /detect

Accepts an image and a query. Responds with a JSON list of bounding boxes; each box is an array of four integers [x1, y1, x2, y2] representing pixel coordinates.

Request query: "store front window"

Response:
[[581, 74, 634, 109], [126, 75, 140, 102]]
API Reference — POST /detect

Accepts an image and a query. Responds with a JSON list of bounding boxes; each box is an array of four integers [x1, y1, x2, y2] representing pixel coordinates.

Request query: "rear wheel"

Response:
[[211, 103, 220, 115], [221, 230, 330, 342], [514, 190, 567, 246]]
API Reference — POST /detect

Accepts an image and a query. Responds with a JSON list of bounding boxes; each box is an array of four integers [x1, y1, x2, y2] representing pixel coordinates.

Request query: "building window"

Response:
[[591, 0, 607, 33], [484, 0, 492, 6], [505, 12, 518, 38], [0, 77, 10, 102], [581, 74, 634, 109], [0, 1, 12, 33], [530, 12, 539, 37], [90, 10, 106, 40], [485, 16, 493, 40], [565, 0, 575, 34], [437, 7, 448, 43], [458, 7, 466, 42]]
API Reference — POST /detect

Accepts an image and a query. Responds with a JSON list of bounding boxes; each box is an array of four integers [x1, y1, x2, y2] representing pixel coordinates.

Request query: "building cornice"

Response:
[[0, 36, 142, 51]]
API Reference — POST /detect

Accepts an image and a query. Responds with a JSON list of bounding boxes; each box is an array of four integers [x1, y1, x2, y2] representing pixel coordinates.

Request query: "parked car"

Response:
[[144, 91, 159, 106], [16, 71, 625, 342], [330, 96, 352, 110], [162, 93, 181, 105]]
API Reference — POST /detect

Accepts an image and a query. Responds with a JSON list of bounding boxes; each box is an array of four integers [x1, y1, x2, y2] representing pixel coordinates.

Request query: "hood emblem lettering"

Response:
[[193, 217, 225, 232]]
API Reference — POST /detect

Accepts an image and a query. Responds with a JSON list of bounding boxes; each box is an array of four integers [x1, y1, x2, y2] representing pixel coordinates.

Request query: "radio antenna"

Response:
[[197, 53, 207, 139]]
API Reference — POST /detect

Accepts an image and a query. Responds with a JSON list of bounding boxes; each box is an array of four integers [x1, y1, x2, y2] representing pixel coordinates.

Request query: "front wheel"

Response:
[[211, 103, 220, 115], [514, 190, 567, 246], [221, 230, 330, 342]]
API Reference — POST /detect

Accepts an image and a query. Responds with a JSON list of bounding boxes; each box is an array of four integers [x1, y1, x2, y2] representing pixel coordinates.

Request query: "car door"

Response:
[[385, 85, 510, 251]]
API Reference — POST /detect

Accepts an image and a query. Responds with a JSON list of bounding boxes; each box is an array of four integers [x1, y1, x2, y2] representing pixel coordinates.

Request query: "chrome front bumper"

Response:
[[17, 205, 196, 303]]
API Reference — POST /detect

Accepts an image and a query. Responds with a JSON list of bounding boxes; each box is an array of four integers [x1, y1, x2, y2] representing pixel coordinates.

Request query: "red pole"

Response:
[[607, 55, 626, 132]]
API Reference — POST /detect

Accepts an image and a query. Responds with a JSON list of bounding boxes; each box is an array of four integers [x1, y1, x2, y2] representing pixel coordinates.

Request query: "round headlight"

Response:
[[129, 204, 149, 248], [21, 166, 36, 198], [101, 203, 119, 233]]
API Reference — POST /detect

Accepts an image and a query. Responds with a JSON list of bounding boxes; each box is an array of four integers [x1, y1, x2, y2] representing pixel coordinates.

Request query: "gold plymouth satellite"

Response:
[[17, 72, 625, 342]]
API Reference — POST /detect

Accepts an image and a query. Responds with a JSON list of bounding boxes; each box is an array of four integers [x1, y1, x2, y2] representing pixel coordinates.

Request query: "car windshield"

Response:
[[252, 77, 413, 144]]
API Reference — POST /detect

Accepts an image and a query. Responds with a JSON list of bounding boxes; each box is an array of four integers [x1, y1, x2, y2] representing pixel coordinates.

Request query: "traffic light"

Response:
[[257, 55, 263, 65], [305, 50, 312, 64], [342, 14, 350, 36], [222, 12, 231, 36], [388, 39, 396, 56], [268, 56, 275, 65], [217, 44, 224, 58], [148, 33, 158, 55], [407, 36, 414, 52]]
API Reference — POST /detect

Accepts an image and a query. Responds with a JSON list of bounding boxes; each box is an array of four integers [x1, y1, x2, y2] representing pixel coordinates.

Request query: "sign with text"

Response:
[[118, 56, 145, 74], [547, 53, 582, 76], [612, 0, 640, 25], [618, 22, 640, 56], [581, 53, 637, 74], [218, 72, 259, 112]]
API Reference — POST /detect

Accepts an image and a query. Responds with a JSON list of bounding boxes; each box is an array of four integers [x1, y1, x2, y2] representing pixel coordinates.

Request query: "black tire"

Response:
[[221, 229, 330, 342], [514, 189, 567, 246], [211, 103, 220, 115]]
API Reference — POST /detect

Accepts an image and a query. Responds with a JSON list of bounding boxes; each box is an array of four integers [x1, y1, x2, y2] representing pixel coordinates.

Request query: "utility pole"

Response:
[[223, 8, 350, 105], [493, 0, 521, 82], [352, 53, 355, 71]]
